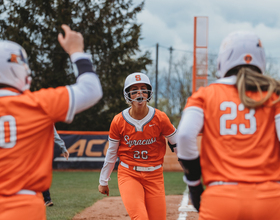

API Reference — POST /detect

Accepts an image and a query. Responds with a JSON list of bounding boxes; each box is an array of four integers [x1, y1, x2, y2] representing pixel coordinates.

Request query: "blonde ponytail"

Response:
[[236, 67, 280, 108]]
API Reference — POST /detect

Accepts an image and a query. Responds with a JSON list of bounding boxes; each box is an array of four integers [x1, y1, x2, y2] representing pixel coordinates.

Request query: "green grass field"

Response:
[[46, 170, 186, 220]]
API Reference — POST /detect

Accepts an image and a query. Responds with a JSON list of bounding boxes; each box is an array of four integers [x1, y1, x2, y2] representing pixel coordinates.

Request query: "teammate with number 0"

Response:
[[98, 72, 177, 220], [177, 31, 280, 219], [0, 24, 102, 220]]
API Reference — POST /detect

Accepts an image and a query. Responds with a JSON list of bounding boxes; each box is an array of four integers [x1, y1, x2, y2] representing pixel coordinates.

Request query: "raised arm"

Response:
[[58, 25, 103, 116]]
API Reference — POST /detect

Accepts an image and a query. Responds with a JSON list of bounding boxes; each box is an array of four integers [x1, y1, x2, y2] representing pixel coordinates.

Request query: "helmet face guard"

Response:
[[0, 40, 32, 92], [216, 31, 266, 78], [124, 89, 153, 103], [123, 72, 153, 104]]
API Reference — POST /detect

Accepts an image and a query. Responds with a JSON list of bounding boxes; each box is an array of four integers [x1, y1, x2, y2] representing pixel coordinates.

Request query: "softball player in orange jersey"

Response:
[[177, 31, 280, 220], [98, 73, 177, 220], [0, 25, 102, 220]]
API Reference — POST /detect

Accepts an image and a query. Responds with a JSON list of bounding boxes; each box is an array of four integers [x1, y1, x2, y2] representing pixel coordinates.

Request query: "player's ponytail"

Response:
[[236, 67, 280, 108]]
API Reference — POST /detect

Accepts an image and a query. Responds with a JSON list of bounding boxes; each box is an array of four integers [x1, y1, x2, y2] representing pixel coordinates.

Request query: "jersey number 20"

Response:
[[220, 101, 256, 135], [134, 150, 148, 159]]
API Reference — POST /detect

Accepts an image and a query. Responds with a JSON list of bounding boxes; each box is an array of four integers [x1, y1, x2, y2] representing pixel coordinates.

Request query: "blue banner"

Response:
[[53, 131, 119, 169]]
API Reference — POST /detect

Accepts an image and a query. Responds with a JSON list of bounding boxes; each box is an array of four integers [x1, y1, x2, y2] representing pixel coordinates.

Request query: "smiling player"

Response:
[[98, 72, 177, 220]]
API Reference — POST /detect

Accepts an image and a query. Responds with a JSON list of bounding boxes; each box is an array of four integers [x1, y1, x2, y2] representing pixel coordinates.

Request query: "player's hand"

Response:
[[98, 184, 109, 196], [58, 24, 84, 55], [62, 151, 69, 160]]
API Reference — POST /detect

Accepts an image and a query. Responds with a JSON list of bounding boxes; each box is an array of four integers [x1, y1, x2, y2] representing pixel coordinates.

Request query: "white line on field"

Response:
[[53, 157, 120, 162], [177, 185, 197, 220], [54, 157, 105, 162]]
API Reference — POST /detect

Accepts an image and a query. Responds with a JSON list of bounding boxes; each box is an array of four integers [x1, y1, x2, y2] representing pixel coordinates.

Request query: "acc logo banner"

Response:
[[53, 131, 118, 169]]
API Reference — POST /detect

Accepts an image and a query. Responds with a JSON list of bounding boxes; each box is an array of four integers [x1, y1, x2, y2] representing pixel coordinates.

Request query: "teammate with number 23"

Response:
[[98, 73, 177, 220], [177, 31, 280, 219], [0, 25, 102, 220]]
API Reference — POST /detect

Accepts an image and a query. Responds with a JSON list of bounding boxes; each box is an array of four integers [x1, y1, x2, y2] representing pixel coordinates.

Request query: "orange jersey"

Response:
[[185, 78, 280, 185], [109, 106, 176, 167], [0, 87, 74, 195]]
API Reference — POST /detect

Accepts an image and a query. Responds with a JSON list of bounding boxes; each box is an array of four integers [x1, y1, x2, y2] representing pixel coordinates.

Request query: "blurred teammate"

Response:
[[43, 127, 69, 207], [98, 73, 177, 220], [0, 24, 102, 220], [177, 31, 280, 219]]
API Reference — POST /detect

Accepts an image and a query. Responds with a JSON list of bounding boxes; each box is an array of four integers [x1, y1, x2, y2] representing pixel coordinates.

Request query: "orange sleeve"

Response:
[[159, 111, 176, 137], [109, 114, 121, 141], [185, 87, 206, 110]]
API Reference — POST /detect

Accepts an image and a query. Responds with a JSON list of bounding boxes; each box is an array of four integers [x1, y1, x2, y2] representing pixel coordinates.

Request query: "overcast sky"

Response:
[[134, 0, 280, 71]]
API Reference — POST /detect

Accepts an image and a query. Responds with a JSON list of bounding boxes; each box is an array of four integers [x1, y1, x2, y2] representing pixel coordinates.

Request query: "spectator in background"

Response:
[[43, 127, 69, 207]]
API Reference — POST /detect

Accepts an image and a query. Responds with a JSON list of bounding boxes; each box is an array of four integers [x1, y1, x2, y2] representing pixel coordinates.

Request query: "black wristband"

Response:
[[75, 59, 95, 76], [168, 141, 176, 152], [178, 157, 201, 181]]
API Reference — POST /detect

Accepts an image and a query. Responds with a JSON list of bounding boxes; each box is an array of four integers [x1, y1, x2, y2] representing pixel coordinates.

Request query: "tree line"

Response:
[[0, 0, 152, 131], [2, 0, 279, 131]]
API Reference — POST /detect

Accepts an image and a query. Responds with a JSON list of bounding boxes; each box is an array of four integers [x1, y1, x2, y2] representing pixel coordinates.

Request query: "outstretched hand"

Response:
[[58, 24, 84, 55]]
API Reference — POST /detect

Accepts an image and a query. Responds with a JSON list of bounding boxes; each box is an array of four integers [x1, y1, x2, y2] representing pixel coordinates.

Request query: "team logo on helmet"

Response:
[[135, 75, 141, 81], [244, 54, 253, 64], [9, 54, 20, 63], [8, 49, 29, 65]]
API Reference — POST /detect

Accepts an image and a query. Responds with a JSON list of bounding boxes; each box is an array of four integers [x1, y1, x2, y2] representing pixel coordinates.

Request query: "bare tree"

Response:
[[148, 50, 280, 129], [148, 54, 192, 127], [208, 54, 218, 78], [266, 57, 280, 80]]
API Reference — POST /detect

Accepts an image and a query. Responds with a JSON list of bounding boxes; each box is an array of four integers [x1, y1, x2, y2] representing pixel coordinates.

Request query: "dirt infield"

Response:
[[72, 195, 199, 220]]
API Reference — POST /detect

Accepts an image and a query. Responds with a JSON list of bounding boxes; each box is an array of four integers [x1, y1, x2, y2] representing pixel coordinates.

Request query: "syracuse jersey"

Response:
[[0, 87, 74, 196], [185, 76, 280, 185], [109, 105, 176, 167]]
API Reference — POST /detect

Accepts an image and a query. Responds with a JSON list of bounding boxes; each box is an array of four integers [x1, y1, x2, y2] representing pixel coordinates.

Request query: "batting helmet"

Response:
[[123, 72, 153, 104], [217, 31, 266, 78], [0, 40, 31, 92]]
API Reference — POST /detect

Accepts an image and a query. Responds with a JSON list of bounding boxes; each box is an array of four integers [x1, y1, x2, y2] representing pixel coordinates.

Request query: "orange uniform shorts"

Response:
[[118, 164, 166, 220], [0, 193, 46, 220], [199, 181, 280, 220]]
